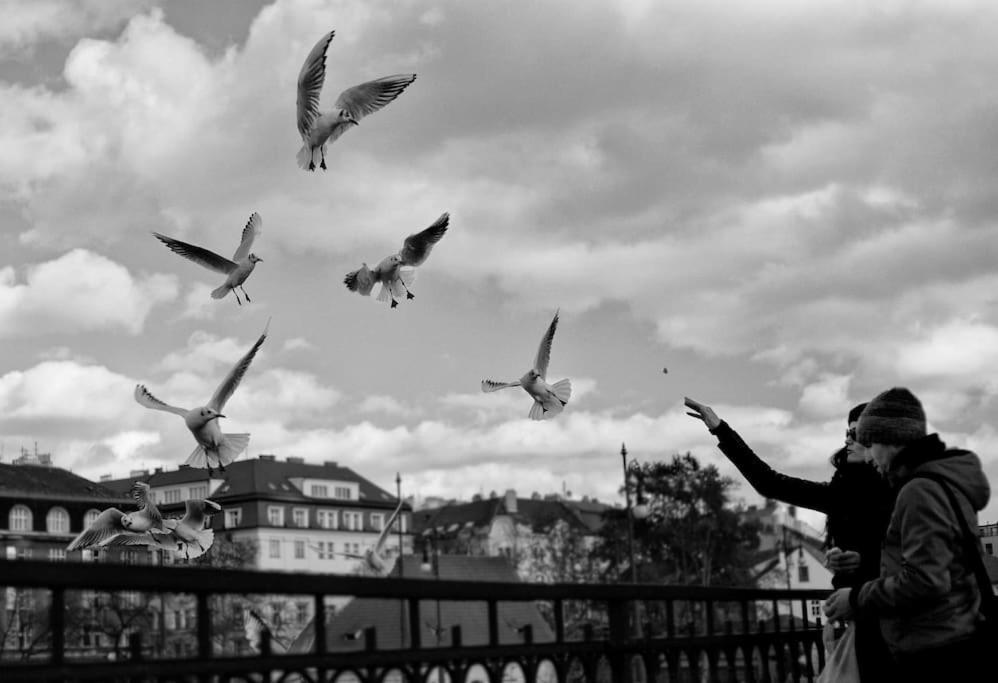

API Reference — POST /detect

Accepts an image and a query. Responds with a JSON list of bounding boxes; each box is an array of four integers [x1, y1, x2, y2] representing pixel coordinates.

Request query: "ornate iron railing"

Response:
[[0, 559, 831, 682]]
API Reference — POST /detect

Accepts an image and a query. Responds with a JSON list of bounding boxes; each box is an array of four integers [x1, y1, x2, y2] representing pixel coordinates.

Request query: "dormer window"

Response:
[[310, 484, 328, 497]]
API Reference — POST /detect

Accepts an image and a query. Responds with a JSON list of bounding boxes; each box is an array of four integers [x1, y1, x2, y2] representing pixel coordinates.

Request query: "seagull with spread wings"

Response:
[[152, 212, 263, 305], [66, 482, 167, 551], [333, 499, 404, 576], [344, 213, 449, 308], [481, 311, 572, 420], [134, 320, 269, 474], [296, 30, 417, 171], [104, 499, 221, 561]]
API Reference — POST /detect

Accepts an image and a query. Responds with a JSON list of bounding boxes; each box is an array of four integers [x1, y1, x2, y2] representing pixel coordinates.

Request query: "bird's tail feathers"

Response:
[[211, 285, 229, 299], [296, 144, 313, 170], [552, 378, 572, 405], [180, 528, 215, 560], [376, 283, 393, 305], [217, 434, 250, 466], [528, 401, 547, 421], [185, 445, 208, 469]]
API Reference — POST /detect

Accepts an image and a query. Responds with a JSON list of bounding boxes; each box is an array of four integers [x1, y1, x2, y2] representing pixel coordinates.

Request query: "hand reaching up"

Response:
[[685, 397, 722, 431]]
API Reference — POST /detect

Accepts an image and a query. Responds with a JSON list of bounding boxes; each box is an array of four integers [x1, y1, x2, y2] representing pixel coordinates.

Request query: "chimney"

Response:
[[504, 489, 517, 514], [286, 456, 305, 464], [259, 454, 276, 461], [324, 461, 338, 468], [99, 474, 112, 482], [129, 469, 148, 478], [154, 467, 163, 474]]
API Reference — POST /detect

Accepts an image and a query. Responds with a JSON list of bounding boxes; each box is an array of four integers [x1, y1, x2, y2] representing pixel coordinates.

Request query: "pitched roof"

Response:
[[0, 463, 130, 503], [414, 496, 606, 537], [288, 555, 555, 653], [100, 456, 401, 509]]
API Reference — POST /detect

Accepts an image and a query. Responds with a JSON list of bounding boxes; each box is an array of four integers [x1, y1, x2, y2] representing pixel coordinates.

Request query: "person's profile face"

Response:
[[844, 421, 863, 462]]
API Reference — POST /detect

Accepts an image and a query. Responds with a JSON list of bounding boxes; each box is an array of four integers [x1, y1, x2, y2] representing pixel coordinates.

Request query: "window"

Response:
[[267, 507, 285, 527], [350, 543, 360, 555], [317, 509, 338, 529], [294, 540, 305, 559], [343, 511, 361, 531], [9, 505, 32, 532], [810, 601, 823, 618], [798, 565, 810, 583], [164, 490, 181, 504], [269, 539, 281, 559], [48, 548, 66, 561], [224, 508, 242, 528], [296, 602, 309, 624], [310, 484, 328, 497], [987, 543, 994, 555], [16, 547, 32, 561], [334, 486, 352, 500], [189, 485, 207, 500], [165, 611, 176, 630], [46, 507, 70, 533], [292, 508, 308, 528], [371, 513, 384, 531], [84, 509, 101, 528]]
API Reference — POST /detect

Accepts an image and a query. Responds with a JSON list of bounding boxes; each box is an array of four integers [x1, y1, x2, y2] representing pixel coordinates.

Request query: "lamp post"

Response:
[[396, 473, 405, 649], [620, 443, 650, 584], [420, 515, 443, 646]]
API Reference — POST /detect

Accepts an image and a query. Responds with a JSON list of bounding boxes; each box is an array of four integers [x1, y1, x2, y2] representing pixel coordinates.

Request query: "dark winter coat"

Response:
[[853, 434, 991, 655], [711, 421, 894, 589]]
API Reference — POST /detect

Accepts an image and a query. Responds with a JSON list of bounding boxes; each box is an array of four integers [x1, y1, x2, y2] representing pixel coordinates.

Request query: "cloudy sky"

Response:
[[2, 0, 998, 530]]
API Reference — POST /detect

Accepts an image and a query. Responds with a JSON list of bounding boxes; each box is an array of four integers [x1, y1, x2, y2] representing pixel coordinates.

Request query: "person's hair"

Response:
[[847, 402, 868, 424]]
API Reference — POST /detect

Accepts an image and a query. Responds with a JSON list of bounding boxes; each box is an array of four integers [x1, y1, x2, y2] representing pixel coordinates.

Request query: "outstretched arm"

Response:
[[685, 396, 835, 513]]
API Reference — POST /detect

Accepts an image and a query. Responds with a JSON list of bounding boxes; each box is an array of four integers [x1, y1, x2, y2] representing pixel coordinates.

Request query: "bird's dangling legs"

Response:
[[232, 289, 243, 306], [402, 283, 415, 300], [320, 147, 327, 170], [390, 299, 399, 309], [240, 286, 251, 303]]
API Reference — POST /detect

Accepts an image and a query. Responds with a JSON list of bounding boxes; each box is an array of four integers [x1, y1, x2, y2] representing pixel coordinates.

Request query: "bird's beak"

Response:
[[215, 414, 226, 420], [351, 119, 359, 126], [205, 500, 221, 510]]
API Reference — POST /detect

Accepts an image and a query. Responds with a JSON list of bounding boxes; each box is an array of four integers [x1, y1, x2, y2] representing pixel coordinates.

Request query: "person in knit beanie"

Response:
[[855, 387, 926, 448], [825, 386, 991, 682]]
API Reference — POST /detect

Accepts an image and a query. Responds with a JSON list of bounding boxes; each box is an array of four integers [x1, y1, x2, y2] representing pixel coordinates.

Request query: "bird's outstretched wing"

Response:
[[67, 508, 128, 551], [208, 319, 269, 412], [399, 213, 449, 267], [297, 30, 334, 138], [334, 74, 417, 121], [134, 385, 188, 417], [481, 379, 520, 393], [181, 499, 221, 530], [248, 608, 290, 652], [232, 212, 262, 262], [152, 233, 237, 275], [131, 481, 163, 524], [344, 266, 375, 296], [533, 310, 560, 380], [374, 499, 404, 554]]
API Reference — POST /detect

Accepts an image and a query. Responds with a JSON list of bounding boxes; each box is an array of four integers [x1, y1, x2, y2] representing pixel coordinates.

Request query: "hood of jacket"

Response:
[[889, 434, 990, 512]]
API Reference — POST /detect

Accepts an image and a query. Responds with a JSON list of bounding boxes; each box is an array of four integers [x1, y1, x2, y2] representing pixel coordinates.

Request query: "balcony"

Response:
[[0, 559, 830, 682]]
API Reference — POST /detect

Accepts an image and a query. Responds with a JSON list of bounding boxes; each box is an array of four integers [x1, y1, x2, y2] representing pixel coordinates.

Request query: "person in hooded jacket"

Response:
[[685, 397, 894, 681], [824, 387, 991, 683]]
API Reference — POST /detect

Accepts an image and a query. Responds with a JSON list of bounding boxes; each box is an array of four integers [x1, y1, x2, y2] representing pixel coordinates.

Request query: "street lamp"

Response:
[[620, 443, 650, 584], [420, 516, 444, 646]]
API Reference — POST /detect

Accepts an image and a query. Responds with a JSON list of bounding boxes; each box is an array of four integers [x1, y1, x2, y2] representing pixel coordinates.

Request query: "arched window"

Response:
[[46, 507, 70, 533], [84, 509, 101, 528], [9, 505, 32, 532]]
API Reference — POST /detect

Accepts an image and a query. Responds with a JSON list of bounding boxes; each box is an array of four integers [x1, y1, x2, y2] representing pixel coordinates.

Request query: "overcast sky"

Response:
[[2, 0, 997, 530]]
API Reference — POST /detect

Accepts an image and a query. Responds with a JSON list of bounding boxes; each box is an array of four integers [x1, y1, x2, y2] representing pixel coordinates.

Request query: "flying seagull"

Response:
[[134, 319, 270, 474], [481, 310, 572, 420], [296, 30, 417, 171], [105, 499, 222, 561], [66, 482, 167, 551], [344, 213, 449, 308], [246, 608, 290, 652], [152, 212, 263, 305], [333, 499, 405, 576]]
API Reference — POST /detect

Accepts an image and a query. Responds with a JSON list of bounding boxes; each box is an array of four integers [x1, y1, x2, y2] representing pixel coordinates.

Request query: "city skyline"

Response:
[[2, 0, 998, 535]]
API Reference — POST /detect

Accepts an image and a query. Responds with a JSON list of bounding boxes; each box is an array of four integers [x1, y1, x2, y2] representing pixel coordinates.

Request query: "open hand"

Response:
[[684, 397, 721, 431]]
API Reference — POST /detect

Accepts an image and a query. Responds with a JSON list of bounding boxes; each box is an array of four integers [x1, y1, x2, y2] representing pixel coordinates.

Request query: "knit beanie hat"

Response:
[[856, 388, 926, 446], [847, 402, 868, 424]]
